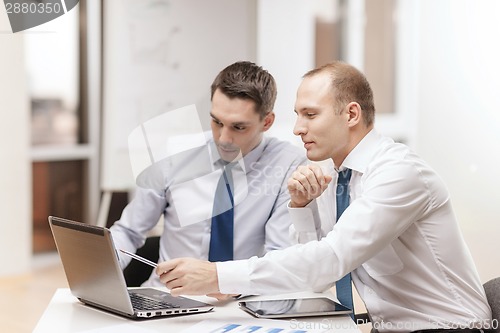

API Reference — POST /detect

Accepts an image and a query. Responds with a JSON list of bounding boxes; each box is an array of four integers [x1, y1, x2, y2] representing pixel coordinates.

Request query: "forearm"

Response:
[[110, 188, 166, 268], [217, 241, 336, 296]]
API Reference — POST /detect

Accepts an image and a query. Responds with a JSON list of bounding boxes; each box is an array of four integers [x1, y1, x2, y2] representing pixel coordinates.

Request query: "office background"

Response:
[[1, 0, 499, 290]]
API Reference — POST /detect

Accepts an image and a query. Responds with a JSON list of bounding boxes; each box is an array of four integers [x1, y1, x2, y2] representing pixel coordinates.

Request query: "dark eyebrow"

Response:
[[232, 122, 251, 127], [209, 112, 251, 127]]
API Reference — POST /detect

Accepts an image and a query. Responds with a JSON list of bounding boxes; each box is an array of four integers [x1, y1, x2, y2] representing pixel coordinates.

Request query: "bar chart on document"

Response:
[[179, 319, 330, 333]]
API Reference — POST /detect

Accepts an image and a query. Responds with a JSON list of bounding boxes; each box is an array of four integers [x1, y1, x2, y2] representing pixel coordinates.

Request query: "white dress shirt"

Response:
[[217, 129, 491, 332], [110, 133, 307, 287]]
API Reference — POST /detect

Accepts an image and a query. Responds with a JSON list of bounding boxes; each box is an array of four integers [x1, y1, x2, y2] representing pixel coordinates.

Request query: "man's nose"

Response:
[[293, 118, 306, 136], [219, 126, 233, 144]]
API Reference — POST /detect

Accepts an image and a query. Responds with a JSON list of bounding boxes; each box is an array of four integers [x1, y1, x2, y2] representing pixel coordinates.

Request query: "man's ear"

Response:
[[263, 112, 275, 131], [346, 102, 362, 128]]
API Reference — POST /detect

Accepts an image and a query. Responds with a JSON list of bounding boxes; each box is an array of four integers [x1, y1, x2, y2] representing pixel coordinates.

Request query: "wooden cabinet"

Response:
[[32, 161, 84, 252]]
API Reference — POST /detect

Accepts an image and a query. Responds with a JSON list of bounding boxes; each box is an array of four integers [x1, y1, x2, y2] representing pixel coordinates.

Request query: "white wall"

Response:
[[415, 0, 500, 282], [257, 0, 315, 147], [101, 0, 257, 191], [0, 10, 31, 276]]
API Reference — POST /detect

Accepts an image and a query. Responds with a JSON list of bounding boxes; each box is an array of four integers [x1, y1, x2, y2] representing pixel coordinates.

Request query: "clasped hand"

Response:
[[287, 164, 333, 207]]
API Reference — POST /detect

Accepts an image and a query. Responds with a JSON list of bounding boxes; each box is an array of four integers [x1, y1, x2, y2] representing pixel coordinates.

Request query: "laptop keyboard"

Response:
[[129, 291, 180, 311]]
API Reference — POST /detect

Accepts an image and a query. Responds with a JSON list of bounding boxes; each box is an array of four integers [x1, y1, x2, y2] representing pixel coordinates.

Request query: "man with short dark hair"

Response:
[[111, 61, 307, 289]]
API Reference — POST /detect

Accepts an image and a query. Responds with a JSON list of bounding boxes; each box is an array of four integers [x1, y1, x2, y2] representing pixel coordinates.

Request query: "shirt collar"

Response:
[[340, 128, 383, 174]]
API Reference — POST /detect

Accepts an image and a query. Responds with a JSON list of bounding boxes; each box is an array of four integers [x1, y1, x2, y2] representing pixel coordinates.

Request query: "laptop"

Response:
[[48, 216, 214, 319]]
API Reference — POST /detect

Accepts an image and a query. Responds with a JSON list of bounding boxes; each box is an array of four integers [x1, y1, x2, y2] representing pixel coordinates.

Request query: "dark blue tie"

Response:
[[335, 168, 354, 318], [208, 166, 234, 262]]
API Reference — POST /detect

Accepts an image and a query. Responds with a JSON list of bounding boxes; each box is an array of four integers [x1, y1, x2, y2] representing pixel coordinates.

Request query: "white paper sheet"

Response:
[[179, 318, 330, 333]]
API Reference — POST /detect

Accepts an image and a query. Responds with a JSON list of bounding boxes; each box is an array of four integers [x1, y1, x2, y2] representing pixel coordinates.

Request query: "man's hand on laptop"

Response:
[[156, 258, 219, 297]]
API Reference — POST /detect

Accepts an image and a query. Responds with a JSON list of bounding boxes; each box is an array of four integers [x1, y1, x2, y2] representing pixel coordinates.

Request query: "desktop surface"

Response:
[[34, 288, 361, 333]]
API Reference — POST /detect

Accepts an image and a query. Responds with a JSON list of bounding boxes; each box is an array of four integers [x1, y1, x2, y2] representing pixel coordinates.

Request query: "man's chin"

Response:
[[219, 150, 242, 163], [306, 150, 327, 162]]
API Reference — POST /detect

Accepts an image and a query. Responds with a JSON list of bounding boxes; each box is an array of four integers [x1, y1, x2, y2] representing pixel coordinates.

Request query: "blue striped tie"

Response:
[[335, 168, 354, 318], [208, 166, 234, 262]]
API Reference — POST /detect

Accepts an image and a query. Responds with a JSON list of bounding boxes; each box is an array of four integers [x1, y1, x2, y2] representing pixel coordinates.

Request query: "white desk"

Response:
[[34, 288, 361, 333]]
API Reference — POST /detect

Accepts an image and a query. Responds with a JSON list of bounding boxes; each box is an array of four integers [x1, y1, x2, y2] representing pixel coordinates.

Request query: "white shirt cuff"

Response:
[[216, 259, 252, 295], [288, 200, 318, 232]]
